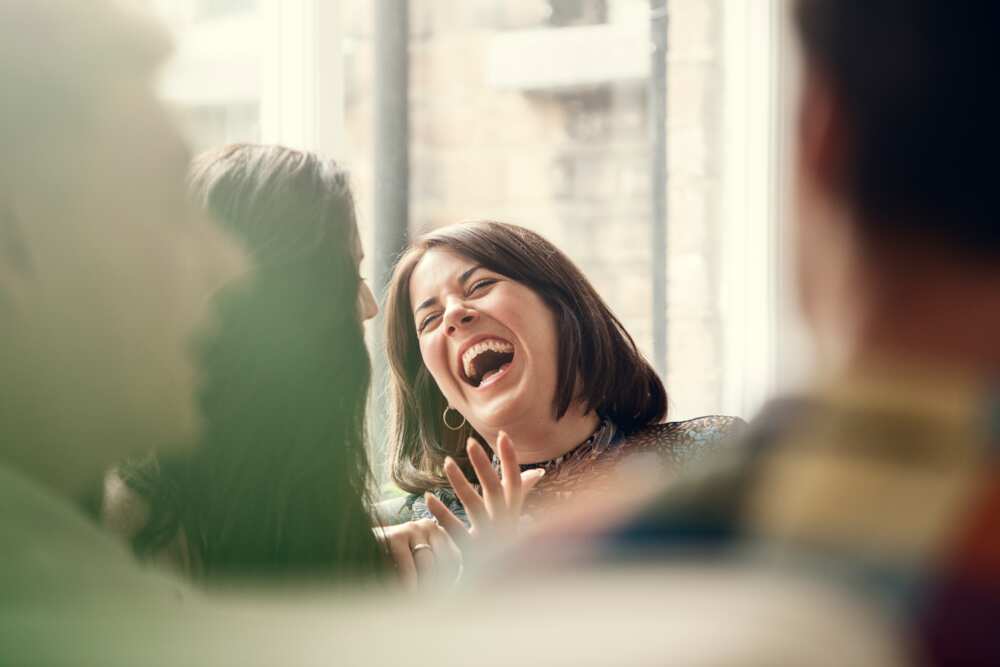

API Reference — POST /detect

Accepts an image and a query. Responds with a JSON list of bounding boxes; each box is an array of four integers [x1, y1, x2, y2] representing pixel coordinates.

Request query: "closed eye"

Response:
[[416, 278, 497, 334], [468, 278, 497, 295], [417, 312, 441, 334]]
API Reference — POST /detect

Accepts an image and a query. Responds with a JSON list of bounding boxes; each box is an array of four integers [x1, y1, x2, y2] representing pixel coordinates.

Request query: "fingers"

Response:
[[439, 436, 543, 543], [511, 467, 544, 517], [521, 467, 545, 492], [425, 520, 463, 581], [497, 432, 521, 508], [384, 528, 418, 592], [443, 456, 489, 531], [378, 519, 463, 591], [426, 492, 471, 547], [411, 550, 435, 588], [467, 439, 505, 521], [408, 520, 442, 590]]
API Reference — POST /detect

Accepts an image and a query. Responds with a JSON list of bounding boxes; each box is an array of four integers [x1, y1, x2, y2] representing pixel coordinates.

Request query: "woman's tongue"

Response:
[[480, 362, 510, 386]]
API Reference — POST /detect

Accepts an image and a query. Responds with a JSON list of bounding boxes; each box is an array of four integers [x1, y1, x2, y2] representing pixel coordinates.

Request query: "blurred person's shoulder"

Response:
[[455, 564, 908, 667], [609, 399, 808, 550], [612, 369, 993, 551], [0, 463, 189, 606], [603, 369, 1000, 657]]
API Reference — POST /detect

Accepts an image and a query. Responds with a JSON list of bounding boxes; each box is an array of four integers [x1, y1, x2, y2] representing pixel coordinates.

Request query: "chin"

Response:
[[469, 397, 526, 433]]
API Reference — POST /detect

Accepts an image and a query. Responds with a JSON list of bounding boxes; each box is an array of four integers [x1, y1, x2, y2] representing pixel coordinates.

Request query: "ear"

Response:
[[798, 67, 849, 199]]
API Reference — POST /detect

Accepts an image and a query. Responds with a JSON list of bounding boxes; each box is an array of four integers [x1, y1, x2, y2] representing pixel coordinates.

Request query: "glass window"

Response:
[[344, 0, 795, 424], [195, 0, 258, 21], [150, 0, 798, 461], [146, 0, 263, 153]]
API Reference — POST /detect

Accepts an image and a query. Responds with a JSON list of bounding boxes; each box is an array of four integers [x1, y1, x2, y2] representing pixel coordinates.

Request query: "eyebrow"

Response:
[[414, 264, 483, 314]]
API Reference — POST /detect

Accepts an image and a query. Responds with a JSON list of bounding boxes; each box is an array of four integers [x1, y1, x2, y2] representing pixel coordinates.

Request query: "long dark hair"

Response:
[[385, 221, 667, 495], [121, 144, 385, 580]]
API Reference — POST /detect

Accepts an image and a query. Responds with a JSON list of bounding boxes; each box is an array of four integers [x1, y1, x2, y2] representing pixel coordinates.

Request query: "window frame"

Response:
[[719, 0, 807, 419]]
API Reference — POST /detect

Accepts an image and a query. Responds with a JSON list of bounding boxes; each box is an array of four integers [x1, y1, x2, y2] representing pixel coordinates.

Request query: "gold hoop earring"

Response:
[[442, 406, 466, 431]]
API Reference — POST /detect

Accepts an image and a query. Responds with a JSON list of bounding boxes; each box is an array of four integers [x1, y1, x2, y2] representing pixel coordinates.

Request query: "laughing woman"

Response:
[[383, 221, 741, 562]]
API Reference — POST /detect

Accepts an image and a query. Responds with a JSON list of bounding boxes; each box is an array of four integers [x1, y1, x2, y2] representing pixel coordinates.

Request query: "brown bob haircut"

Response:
[[385, 221, 667, 494]]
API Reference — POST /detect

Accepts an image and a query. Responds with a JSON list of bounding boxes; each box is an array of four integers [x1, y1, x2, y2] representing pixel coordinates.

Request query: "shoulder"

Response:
[[101, 469, 152, 541], [644, 415, 747, 443], [406, 488, 470, 527], [623, 415, 747, 466], [608, 402, 811, 549], [375, 495, 413, 525]]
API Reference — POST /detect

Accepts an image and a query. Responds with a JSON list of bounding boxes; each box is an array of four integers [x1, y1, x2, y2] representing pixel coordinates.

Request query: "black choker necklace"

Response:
[[491, 418, 616, 474]]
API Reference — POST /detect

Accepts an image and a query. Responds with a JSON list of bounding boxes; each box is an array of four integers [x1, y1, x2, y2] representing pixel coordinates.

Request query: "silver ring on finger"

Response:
[[411, 543, 433, 555]]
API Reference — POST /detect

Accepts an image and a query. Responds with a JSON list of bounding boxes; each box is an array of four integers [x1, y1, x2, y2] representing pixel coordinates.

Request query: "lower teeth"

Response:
[[480, 363, 510, 385]]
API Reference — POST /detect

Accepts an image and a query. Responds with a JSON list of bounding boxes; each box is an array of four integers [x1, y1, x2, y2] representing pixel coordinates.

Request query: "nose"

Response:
[[442, 297, 477, 336]]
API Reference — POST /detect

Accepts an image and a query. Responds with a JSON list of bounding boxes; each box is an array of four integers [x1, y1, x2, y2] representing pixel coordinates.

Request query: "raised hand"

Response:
[[426, 431, 544, 547]]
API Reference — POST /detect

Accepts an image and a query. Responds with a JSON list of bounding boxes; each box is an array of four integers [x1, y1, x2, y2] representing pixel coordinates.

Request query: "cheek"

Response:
[[507, 297, 560, 381], [418, 335, 452, 388], [534, 322, 561, 383]]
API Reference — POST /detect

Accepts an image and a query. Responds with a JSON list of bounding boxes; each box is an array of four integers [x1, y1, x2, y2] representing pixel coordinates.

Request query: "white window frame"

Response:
[[719, 0, 808, 419], [156, 0, 347, 158], [259, 0, 346, 157]]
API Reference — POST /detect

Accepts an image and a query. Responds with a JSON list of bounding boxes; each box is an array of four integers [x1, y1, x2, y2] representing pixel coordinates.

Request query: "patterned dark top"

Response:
[[407, 415, 744, 526]]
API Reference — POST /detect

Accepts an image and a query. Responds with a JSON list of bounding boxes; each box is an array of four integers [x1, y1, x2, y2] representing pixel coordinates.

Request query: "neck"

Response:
[[843, 248, 1000, 379], [478, 404, 599, 464]]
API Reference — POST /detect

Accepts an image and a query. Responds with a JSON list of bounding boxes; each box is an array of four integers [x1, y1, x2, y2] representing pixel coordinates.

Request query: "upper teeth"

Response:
[[462, 339, 514, 379]]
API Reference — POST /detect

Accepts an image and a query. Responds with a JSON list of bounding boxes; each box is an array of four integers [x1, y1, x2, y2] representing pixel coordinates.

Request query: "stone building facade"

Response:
[[151, 0, 744, 427], [345, 0, 728, 420]]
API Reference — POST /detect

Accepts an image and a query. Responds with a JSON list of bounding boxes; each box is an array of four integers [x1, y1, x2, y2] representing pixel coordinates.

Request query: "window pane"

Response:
[[146, 0, 262, 153], [346, 0, 752, 420]]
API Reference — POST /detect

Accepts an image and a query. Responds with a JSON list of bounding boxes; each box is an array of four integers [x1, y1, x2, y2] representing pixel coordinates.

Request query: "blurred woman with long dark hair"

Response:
[[104, 144, 386, 583]]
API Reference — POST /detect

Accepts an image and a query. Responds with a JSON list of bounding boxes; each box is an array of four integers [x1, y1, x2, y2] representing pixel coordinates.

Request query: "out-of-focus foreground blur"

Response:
[[5, 0, 1000, 665]]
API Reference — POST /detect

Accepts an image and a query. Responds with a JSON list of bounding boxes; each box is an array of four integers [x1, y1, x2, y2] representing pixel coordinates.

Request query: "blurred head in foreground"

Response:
[[594, 4, 1000, 664], [793, 0, 1000, 375], [0, 0, 245, 500], [116, 144, 386, 581]]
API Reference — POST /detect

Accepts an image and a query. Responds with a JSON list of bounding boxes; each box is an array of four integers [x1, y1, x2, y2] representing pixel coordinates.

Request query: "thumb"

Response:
[[520, 468, 545, 494]]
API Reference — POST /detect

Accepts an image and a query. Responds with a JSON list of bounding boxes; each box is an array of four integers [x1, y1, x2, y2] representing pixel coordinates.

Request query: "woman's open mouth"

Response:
[[460, 337, 515, 388]]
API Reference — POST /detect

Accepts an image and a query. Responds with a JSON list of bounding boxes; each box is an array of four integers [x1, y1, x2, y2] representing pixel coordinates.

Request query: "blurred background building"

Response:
[[146, 0, 808, 481]]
